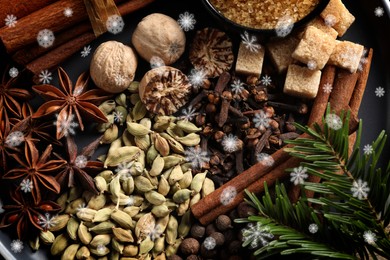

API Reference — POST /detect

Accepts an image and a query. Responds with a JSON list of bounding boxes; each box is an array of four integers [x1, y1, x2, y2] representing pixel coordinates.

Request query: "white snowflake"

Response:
[[10, 239, 24, 253], [177, 12, 196, 31], [231, 79, 245, 95], [222, 134, 240, 153], [290, 166, 308, 185], [97, 244, 106, 254], [307, 60, 317, 70], [76, 202, 87, 213], [114, 74, 127, 86], [63, 7, 73, 17], [9, 67, 18, 78], [125, 195, 135, 206], [113, 111, 124, 123], [20, 179, 33, 193], [180, 106, 197, 121], [184, 146, 209, 169], [363, 144, 373, 155], [80, 45, 91, 57], [358, 49, 368, 72], [257, 153, 274, 166], [242, 222, 274, 248], [308, 223, 318, 234], [5, 14, 17, 27], [149, 225, 163, 241], [39, 70, 52, 84], [253, 110, 270, 131], [374, 7, 384, 17], [363, 230, 377, 245], [325, 113, 343, 130], [37, 29, 55, 48], [240, 31, 261, 52], [116, 161, 134, 179], [106, 15, 124, 34], [261, 75, 272, 86], [323, 83, 333, 93], [150, 56, 165, 69], [189, 69, 207, 90], [5, 131, 24, 147], [324, 14, 337, 27], [54, 112, 79, 137], [275, 15, 294, 37], [38, 213, 57, 229], [203, 236, 216, 250], [375, 87, 385, 97], [351, 179, 370, 200], [168, 42, 181, 56], [75, 155, 88, 168], [220, 186, 237, 206]]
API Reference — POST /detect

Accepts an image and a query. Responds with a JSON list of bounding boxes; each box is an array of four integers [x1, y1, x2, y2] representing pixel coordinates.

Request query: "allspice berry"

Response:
[[186, 255, 200, 260], [205, 223, 217, 236], [215, 215, 232, 231], [228, 240, 242, 254], [168, 255, 183, 260], [180, 238, 200, 255], [190, 224, 205, 239], [237, 201, 257, 218], [210, 232, 225, 246]]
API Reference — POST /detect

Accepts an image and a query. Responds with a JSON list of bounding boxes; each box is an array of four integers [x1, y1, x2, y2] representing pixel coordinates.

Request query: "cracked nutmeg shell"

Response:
[[139, 66, 191, 115], [189, 27, 234, 78]]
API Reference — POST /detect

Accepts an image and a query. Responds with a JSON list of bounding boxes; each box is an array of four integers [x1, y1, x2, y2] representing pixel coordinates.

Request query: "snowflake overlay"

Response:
[[149, 225, 163, 241], [222, 134, 239, 153], [189, 69, 207, 90], [97, 244, 106, 255], [220, 186, 237, 206], [63, 7, 73, 17], [38, 213, 57, 230], [177, 12, 196, 31], [351, 179, 370, 200], [39, 70, 52, 84], [75, 155, 88, 168], [253, 110, 270, 131], [374, 7, 384, 17], [203, 237, 216, 250], [325, 113, 342, 130], [20, 179, 33, 193], [37, 29, 55, 48], [275, 15, 294, 37], [375, 87, 385, 97], [261, 75, 272, 86], [324, 14, 337, 27], [363, 144, 373, 155], [81, 45, 91, 57], [308, 223, 318, 234], [150, 56, 165, 69], [106, 15, 124, 34], [231, 79, 245, 95], [113, 111, 124, 123], [10, 240, 24, 253], [323, 83, 333, 93], [363, 230, 377, 245], [307, 60, 317, 70], [358, 49, 368, 71], [5, 131, 24, 147], [9, 67, 19, 78], [114, 74, 127, 87], [290, 166, 308, 185], [240, 31, 261, 52], [5, 14, 17, 27], [179, 106, 197, 121], [242, 222, 274, 248], [54, 112, 79, 137], [257, 153, 274, 166], [116, 161, 134, 179], [184, 146, 209, 169]]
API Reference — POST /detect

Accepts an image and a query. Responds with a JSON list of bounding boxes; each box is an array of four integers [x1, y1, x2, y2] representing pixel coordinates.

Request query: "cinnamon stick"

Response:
[[329, 69, 359, 112], [0, 0, 57, 28]]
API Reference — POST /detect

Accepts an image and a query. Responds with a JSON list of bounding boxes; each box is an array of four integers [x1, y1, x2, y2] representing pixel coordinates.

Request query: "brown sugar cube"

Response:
[[320, 0, 355, 37], [266, 35, 300, 73], [298, 17, 338, 39], [328, 40, 364, 73], [292, 26, 336, 70], [235, 41, 265, 77], [284, 64, 321, 99]]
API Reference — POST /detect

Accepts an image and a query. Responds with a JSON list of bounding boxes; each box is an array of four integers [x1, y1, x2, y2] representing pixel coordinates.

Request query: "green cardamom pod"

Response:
[[56, 193, 68, 213], [75, 246, 90, 260], [126, 122, 151, 137], [98, 100, 116, 115], [132, 100, 148, 121], [168, 164, 184, 185], [134, 176, 156, 192], [128, 81, 139, 93], [151, 204, 170, 218], [111, 210, 133, 229], [146, 145, 159, 165], [87, 193, 107, 210], [140, 118, 152, 130], [153, 133, 170, 157], [152, 235, 165, 255], [50, 233, 69, 256], [129, 93, 140, 105], [89, 221, 115, 234], [134, 134, 151, 151], [153, 116, 172, 132], [178, 170, 192, 189], [97, 170, 113, 182], [94, 176, 108, 193], [104, 146, 141, 167], [201, 177, 215, 197], [90, 234, 111, 247], [139, 236, 154, 255], [178, 210, 192, 238], [101, 124, 119, 144], [159, 132, 185, 154], [65, 198, 84, 214], [48, 214, 70, 232], [122, 176, 135, 195], [162, 155, 185, 169], [176, 199, 190, 217], [93, 208, 113, 223], [61, 244, 79, 260], [66, 217, 79, 240], [165, 215, 178, 245], [122, 130, 134, 146], [145, 191, 166, 206], [76, 208, 97, 222], [172, 189, 193, 204], [78, 222, 92, 245], [191, 171, 207, 193], [165, 238, 182, 257], [112, 227, 134, 243], [90, 245, 110, 256], [174, 133, 201, 146], [135, 213, 155, 241], [176, 120, 202, 133], [190, 192, 201, 207], [115, 106, 128, 125], [149, 156, 164, 177], [115, 93, 127, 107], [123, 206, 140, 217], [157, 176, 170, 197], [111, 238, 124, 254], [40, 230, 55, 245], [123, 244, 138, 257]]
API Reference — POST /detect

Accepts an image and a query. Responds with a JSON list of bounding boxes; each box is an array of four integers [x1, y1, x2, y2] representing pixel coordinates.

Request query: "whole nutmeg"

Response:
[[90, 41, 137, 93], [210, 232, 225, 246], [215, 215, 232, 231], [180, 238, 200, 255], [132, 13, 185, 65], [190, 224, 205, 239]]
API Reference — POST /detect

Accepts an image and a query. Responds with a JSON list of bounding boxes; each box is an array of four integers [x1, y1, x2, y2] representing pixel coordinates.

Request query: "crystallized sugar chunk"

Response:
[[266, 35, 300, 73], [292, 26, 336, 70], [320, 0, 355, 37], [284, 64, 321, 99], [235, 41, 265, 77], [300, 17, 338, 39], [328, 40, 364, 73]]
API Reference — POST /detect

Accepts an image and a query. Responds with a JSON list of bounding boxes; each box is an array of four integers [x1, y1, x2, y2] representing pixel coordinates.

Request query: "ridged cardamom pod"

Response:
[[75, 246, 90, 259], [178, 210, 192, 238], [151, 204, 170, 218], [87, 193, 107, 210], [123, 244, 138, 257], [174, 133, 201, 146], [93, 208, 113, 223], [104, 146, 141, 167], [78, 222, 92, 245], [98, 100, 116, 115], [176, 199, 190, 217], [160, 132, 185, 154], [191, 171, 207, 193], [168, 164, 184, 185], [90, 245, 110, 256], [76, 208, 97, 222], [201, 177, 215, 197], [101, 124, 119, 144], [132, 100, 147, 121], [146, 145, 159, 165], [165, 238, 182, 257], [145, 191, 166, 206], [176, 120, 202, 133], [128, 81, 139, 94], [111, 238, 124, 254], [162, 155, 185, 169], [165, 215, 178, 245], [139, 236, 154, 255], [66, 217, 79, 241], [48, 214, 70, 232], [126, 122, 151, 137], [40, 230, 55, 245], [178, 170, 192, 189], [115, 93, 127, 107], [123, 206, 140, 217], [153, 133, 170, 157], [149, 156, 165, 177], [134, 134, 151, 151], [135, 213, 156, 241], [111, 210, 133, 229], [88, 221, 116, 234], [61, 244, 79, 260], [112, 227, 134, 243], [157, 176, 170, 197], [50, 233, 69, 256], [90, 234, 111, 247], [172, 189, 193, 204], [134, 176, 156, 192], [94, 176, 108, 193]]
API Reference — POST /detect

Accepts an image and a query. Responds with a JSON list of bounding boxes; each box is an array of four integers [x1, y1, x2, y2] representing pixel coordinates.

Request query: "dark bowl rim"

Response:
[[201, 0, 331, 34]]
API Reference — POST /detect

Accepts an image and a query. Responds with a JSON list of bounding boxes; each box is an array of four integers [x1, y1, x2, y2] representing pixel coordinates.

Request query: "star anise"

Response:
[[0, 67, 32, 118], [3, 140, 66, 204], [32, 67, 110, 139], [54, 135, 104, 194], [0, 191, 61, 239]]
